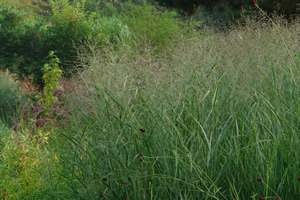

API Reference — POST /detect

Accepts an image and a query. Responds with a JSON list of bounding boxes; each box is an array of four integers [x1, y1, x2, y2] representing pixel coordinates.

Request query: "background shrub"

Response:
[[92, 16, 131, 45], [0, 1, 48, 86], [0, 2, 28, 72], [42, 0, 130, 76], [44, 0, 92, 75], [156, 0, 299, 22], [0, 0, 131, 86], [119, 1, 182, 49]]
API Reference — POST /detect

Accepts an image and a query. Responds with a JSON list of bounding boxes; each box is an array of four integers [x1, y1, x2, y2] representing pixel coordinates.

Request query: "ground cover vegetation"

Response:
[[0, 0, 299, 199]]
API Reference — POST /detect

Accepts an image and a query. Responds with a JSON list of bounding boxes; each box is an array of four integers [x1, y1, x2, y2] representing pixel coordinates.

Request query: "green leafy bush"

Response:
[[0, 0, 130, 86], [42, 0, 129, 75], [0, 1, 49, 85], [119, 1, 182, 48], [157, 0, 299, 19], [92, 16, 131, 44], [37, 51, 63, 113], [0, 2, 27, 71], [43, 0, 92, 74]]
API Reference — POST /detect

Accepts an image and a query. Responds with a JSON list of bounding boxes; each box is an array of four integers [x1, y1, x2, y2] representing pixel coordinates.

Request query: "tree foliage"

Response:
[[156, 0, 299, 18]]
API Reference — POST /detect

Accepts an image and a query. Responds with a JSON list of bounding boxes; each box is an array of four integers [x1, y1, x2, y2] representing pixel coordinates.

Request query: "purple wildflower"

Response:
[[89, 109, 94, 116], [35, 119, 45, 127], [89, 87, 97, 95], [23, 109, 29, 119], [32, 104, 44, 113], [50, 119, 58, 124], [52, 100, 61, 108], [58, 111, 68, 118], [52, 108, 58, 115], [13, 124, 18, 132], [62, 120, 70, 126], [53, 88, 63, 96]]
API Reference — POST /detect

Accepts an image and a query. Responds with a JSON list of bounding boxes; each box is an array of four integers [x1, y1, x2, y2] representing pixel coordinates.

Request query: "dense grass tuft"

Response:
[[51, 16, 300, 199]]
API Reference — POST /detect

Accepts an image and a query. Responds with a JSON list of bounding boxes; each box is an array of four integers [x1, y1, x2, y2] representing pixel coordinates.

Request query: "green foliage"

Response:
[[49, 17, 299, 199], [119, 1, 182, 48], [0, 95, 71, 198], [156, 0, 299, 20], [43, 0, 130, 75], [0, 0, 130, 86], [93, 16, 131, 44], [83, 0, 102, 13], [156, 0, 201, 16], [0, 71, 26, 126], [0, 120, 63, 199], [0, 120, 9, 150], [38, 51, 63, 113], [0, 2, 27, 71], [16, 19, 49, 86], [44, 0, 92, 74], [0, 67, 69, 198], [0, 3, 299, 198], [259, 0, 299, 16], [1, 0, 49, 15], [0, 1, 49, 85]]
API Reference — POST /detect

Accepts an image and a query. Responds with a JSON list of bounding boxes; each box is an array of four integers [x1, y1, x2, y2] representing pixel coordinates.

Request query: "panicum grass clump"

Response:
[[52, 15, 299, 199], [0, 70, 27, 126]]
